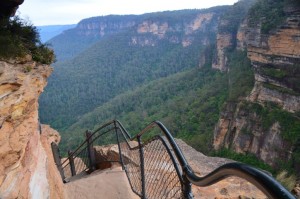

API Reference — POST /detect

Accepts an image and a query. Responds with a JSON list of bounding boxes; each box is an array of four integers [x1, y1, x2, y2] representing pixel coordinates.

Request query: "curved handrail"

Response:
[[116, 120, 295, 199], [61, 120, 118, 166], [59, 119, 296, 199], [185, 162, 295, 199]]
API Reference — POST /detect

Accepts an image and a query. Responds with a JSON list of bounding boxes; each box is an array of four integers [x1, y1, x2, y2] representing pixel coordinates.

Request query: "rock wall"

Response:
[[213, 3, 300, 172], [131, 12, 218, 47], [0, 58, 65, 198], [246, 10, 300, 112], [213, 101, 291, 168], [0, 0, 24, 18], [212, 32, 232, 71], [77, 16, 137, 37]]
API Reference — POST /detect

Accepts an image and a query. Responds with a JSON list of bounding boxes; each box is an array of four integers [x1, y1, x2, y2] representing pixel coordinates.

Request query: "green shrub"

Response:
[[263, 83, 299, 96], [240, 101, 300, 144], [276, 170, 297, 191], [0, 16, 54, 64], [261, 67, 287, 78], [248, 0, 286, 34]]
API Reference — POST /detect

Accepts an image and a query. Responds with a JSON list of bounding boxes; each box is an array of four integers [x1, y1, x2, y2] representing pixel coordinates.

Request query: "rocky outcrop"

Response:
[[132, 12, 218, 47], [137, 21, 169, 37], [185, 13, 214, 34], [248, 82, 300, 113], [211, 0, 256, 71], [213, 3, 300, 178], [93, 141, 138, 170], [0, 0, 24, 18], [0, 58, 65, 198], [213, 101, 291, 168], [245, 11, 300, 112], [235, 7, 300, 106], [212, 32, 232, 71], [94, 144, 120, 170], [40, 125, 65, 199], [66, 11, 219, 49], [77, 16, 137, 37], [136, 13, 214, 38]]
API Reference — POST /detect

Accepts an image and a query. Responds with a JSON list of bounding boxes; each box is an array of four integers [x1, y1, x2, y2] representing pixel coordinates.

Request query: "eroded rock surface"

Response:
[[213, 3, 300, 179], [0, 59, 65, 198]]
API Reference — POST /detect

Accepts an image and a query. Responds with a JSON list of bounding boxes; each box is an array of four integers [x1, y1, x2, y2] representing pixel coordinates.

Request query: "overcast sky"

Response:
[[18, 0, 238, 26]]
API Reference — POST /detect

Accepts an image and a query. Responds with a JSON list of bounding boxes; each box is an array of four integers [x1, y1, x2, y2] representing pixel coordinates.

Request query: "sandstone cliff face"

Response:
[[132, 12, 217, 47], [211, 0, 255, 72], [212, 31, 232, 71], [69, 12, 218, 48], [213, 102, 291, 168], [0, 58, 65, 198], [77, 16, 136, 37], [213, 4, 300, 172], [246, 11, 300, 112]]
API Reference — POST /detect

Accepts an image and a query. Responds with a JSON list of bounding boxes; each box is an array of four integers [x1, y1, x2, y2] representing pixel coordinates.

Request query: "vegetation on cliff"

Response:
[[0, 16, 54, 64], [218, 0, 255, 34], [248, 0, 300, 34], [240, 101, 300, 169]]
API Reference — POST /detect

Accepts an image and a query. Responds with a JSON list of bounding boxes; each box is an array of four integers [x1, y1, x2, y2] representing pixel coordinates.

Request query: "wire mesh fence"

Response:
[[117, 127, 142, 197], [142, 137, 183, 199], [58, 121, 184, 198], [53, 120, 296, 199], [117, 124, 183, 199]]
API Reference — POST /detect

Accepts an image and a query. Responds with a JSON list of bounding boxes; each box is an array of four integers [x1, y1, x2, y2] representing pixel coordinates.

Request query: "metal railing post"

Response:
[[51, 142, 65, 181], [68, 150, 76, 176], [86, 130, 96, 172], [182, 171, 194, 199], [114, 122, 125, 170], [137, 136, 146, 199]]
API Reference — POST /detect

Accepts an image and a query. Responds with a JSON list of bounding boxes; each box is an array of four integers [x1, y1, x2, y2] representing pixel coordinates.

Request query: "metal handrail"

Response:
[[55, 120, 296, 199], [116, 120, 296, 199]]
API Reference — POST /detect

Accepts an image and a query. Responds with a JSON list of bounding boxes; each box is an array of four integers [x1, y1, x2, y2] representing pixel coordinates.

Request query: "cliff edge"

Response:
[[0, 57, 65, 198], [213, 0, 300, 184]]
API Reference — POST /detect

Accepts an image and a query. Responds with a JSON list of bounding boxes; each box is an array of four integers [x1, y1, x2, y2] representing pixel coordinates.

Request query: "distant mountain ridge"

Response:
[[38, 24, 76, 43], [47, 8, 227, 61]]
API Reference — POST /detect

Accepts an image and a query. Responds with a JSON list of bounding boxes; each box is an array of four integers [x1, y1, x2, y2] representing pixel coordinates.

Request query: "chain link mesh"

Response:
[[59, 122, 184, 198], [143, 138, 183, 199]]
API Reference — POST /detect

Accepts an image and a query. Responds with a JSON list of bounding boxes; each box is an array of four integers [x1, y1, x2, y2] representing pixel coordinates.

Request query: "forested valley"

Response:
[[39, 0, 300, 183]]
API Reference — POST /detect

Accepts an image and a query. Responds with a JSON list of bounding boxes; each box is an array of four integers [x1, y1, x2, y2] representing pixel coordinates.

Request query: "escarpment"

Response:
[[213, 1, 300, 174], [0, 57, 65, 198]]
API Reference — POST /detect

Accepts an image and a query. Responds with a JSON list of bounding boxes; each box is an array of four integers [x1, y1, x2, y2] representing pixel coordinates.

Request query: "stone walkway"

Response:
[[65, 167, 139, 199]]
